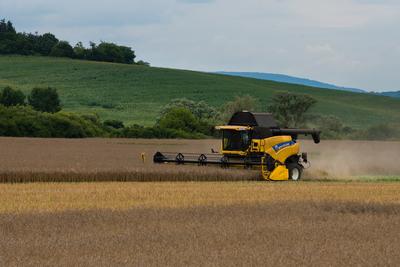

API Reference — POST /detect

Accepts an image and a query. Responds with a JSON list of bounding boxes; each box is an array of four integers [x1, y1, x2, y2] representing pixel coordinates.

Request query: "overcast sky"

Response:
[[2, 0, 400, 91]]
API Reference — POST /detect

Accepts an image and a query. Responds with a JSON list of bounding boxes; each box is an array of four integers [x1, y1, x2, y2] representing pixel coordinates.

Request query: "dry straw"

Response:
[[0, 167, 260, 183]]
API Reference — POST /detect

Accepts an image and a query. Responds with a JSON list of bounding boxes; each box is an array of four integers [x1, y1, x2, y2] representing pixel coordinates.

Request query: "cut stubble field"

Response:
[[1, 137, 400, 266]]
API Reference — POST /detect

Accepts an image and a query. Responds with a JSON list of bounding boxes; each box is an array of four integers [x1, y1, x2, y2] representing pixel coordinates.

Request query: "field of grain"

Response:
[[0, 137, 260, 182], [1, 182, 400, 266], [0, 137, 399, 182], [1, 137, 400, 266]]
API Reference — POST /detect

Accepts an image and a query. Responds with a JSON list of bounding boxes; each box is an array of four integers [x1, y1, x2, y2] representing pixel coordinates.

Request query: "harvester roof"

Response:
[[228, 111, 278, 128]]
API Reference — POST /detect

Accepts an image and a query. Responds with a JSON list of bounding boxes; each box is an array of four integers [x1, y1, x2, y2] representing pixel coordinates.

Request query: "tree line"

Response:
[[0, 85, 398, 140], [0, 19, 149, 65]]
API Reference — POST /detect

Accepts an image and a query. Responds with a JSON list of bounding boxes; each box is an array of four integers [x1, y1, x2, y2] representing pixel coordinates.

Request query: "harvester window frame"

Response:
[[222, 130, 252, 151]]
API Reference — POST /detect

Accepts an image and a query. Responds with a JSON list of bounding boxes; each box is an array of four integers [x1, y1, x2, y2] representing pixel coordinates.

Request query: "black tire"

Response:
[[287, 163, 303, 181]]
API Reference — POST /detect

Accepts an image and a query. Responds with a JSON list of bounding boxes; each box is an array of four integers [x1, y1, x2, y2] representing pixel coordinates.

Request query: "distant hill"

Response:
[[217, 72, 366, 93], [380, 91, 400, 98], [217, 71, 400, 99], [0, 56, 399, 128]]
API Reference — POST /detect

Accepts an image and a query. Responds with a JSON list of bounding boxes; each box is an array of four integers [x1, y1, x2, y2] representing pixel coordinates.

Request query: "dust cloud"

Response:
[[302, 140, 400, 178]]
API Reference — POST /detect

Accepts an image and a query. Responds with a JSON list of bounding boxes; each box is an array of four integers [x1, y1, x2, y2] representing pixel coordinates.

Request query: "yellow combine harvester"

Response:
[[154, 111, 321, 181]]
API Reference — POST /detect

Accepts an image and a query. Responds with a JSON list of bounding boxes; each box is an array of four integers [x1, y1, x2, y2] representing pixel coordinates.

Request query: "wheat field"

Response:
[[1, 137, 400, 266], [1, 137, 400, 182], [1, 182, 400, 266]]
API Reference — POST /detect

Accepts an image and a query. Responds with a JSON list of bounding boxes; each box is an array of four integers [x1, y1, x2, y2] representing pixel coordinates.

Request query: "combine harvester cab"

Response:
[[154, 111, 321, 181]]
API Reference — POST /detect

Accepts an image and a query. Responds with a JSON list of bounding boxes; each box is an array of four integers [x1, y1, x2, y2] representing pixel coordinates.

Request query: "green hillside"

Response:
[[0, 55, 399, 128]]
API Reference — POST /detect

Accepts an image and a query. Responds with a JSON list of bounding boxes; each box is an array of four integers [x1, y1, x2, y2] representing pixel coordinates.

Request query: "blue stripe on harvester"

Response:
[[273, 141, 295, 152]]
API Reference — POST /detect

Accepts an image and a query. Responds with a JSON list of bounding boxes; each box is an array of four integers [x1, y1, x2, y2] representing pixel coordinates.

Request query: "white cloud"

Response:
[[306, 44, 334, 54], [1, 0, 399, 91], [287, 0, 400, 29]]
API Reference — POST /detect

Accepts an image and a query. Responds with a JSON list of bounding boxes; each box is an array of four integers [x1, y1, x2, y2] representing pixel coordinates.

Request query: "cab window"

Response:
[[223, 130, 251, 151]]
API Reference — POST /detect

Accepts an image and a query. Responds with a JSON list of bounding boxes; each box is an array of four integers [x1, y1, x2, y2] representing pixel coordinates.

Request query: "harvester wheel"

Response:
[[287, 163, 303, 181]]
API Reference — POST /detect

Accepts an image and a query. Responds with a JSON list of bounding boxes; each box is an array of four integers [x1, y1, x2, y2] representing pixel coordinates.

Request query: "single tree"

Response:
[[0, 19, 6, 33], [0, 19, 16, 33], [6, 21, 16, 33], [28, 87, 61, 113], [268, 92, 316, 127], [73, 42, 87, 59], [36, 33, 59, 55], [93, 42, 136, 64], [221, 95, 259, 122], [50, 41, 75, 58], [0, 86, 25, 106]]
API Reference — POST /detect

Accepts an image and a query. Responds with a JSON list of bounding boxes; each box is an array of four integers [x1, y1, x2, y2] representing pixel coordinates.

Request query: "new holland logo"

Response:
[[273, 141, 295, 152]]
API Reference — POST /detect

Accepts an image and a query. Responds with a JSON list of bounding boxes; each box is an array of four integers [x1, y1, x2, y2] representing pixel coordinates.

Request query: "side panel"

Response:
[[263, 136, 293, 149], [271, 143, 300, 163], [263, 136, 300, 163]]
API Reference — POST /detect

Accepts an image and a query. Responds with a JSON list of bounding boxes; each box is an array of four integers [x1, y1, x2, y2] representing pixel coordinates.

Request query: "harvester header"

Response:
[[154, 111, 321, 181]]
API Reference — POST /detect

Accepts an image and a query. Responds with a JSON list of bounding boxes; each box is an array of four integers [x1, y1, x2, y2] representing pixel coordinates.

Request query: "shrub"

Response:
[[0, 86, 25, 106], [309, 114, 400, 141], [81, 113, 101, 124], [28, 87, 61, 113], [158, 107, 200, 133], [158, 98, 218, 121], [363, 124, 400, 141], [55, 112, 108, 137], [104, 119, 124, 129], [136, 60, 150, 66], [317, 115, 343, 132], [157, 98, 217, 136], [0, 105, 108, 138], [314, 115, 346, 139]]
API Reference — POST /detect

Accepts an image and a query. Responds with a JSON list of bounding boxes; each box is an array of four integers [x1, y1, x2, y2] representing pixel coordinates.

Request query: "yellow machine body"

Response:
[[261, 136, 299, 181], [217, 126, 301, 181]]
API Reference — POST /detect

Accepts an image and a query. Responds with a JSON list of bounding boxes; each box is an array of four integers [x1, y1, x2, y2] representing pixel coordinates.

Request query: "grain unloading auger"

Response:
[[154, 111, 321, 181]]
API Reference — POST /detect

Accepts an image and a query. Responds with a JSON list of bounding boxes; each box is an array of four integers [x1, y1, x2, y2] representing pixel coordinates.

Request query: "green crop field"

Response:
[[0, 55, 399, 126]]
